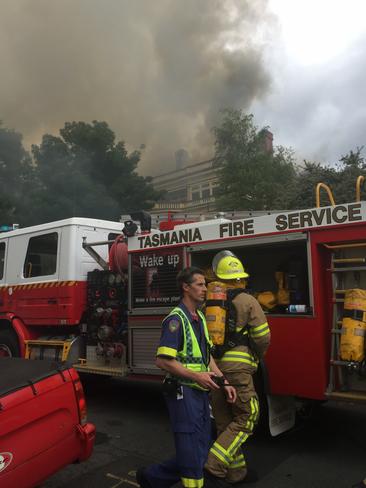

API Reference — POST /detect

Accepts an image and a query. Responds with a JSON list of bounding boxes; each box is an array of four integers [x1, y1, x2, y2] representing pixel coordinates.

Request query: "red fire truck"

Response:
[[1, 190, 366, 434]]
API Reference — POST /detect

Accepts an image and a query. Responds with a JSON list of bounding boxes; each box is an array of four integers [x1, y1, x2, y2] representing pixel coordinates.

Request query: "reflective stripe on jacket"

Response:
[[221, 321, 270, 370]]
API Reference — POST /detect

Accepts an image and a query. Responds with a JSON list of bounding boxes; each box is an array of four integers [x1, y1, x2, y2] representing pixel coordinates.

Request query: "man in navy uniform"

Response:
[[136, 266, 236, 488]]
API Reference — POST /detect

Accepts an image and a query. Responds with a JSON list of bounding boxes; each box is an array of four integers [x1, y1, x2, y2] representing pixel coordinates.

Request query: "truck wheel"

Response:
[[0, 329, 20, 357]]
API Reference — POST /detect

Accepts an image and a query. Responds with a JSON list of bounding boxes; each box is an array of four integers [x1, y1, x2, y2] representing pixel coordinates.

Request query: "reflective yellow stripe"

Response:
[[210, 442, 232, 465], [252, 397, 259, 424], [230, 460, 246, 469], [157, 346, 177, 357], [229, 453, 246, 469], [220, 351, 257, 366], [227, 432, 247, 457], [245, 397, 256, 431], [251, 322, 268, 332], [222, 351, 254, 359], [225, 400, 259, 459], [235, 327, 249, 333], [220, 356, 257, 366], [244, 397, 259, 432], [250, 322, 270, 337], [181, 477, 204, 487], [232, 453, 245, 462], [247, 398, 254, 431], [253, 328, 270, 338]]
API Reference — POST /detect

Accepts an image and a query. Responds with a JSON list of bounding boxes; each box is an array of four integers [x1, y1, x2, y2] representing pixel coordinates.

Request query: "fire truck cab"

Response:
[[0, 218, 124, 363]]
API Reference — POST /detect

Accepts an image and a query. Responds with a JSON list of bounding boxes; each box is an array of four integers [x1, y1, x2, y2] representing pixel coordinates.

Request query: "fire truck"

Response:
[[1, 181, 366, 435]]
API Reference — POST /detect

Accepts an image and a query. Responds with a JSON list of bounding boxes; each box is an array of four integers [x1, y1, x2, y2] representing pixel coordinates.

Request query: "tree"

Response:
[[334, 147, 366, 204], [31, 121, 161, 224], [0, 123, 34, 226], [289, 148, 366, 210], [213, 109, 296, 210], [288, 161, 339, 209]]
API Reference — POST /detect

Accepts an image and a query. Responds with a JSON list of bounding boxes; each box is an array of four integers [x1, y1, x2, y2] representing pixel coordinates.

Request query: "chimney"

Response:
[[175, 149, 189, 170], [262, 129, 273, 154]]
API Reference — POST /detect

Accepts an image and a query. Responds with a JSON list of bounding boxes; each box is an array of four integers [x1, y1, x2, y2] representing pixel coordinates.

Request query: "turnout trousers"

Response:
[[205, 371, 259, 484], [144, 385, 211, 488]]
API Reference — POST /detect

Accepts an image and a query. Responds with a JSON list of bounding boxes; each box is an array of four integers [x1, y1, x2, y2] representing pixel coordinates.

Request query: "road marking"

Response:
[[106, 472, 139, 487]]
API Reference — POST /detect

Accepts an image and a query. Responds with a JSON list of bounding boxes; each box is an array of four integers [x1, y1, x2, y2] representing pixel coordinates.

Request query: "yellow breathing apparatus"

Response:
[[340, 288, 366, 362], [205, 281, 227, 346]]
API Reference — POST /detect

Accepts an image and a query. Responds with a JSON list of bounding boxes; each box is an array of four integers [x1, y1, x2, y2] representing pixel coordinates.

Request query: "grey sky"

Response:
[[254, 0, 366, 167], [1, 0, 365, 174]]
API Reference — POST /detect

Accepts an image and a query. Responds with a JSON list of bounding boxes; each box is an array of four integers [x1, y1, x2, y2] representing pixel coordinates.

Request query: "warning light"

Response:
[[0, 224, 19, 233]]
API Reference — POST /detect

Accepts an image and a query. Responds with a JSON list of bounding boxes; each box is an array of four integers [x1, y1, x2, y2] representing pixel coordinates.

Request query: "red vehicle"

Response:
[[0, 357, 95, 488], [0, 188, 366, 435]]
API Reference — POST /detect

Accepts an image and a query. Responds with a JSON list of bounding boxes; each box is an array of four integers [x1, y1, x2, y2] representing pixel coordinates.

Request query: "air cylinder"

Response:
[[205, 281, 227, 345], [340, 288, 366, 362]]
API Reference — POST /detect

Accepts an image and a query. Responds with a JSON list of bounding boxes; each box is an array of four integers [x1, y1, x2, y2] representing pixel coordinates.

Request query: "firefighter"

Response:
[[136, 266, 236, 488], [204, 251, 271, 485]]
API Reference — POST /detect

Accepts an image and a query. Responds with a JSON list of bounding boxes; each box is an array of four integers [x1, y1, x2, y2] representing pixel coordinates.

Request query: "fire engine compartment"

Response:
[[189, 235, 312, 316], [85, 269, 128, 363], [126, 233, 314, 380]]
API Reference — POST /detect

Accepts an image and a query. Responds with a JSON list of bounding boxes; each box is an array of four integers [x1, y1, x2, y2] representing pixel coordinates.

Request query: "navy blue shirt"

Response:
[[156, 302, 209, 364]]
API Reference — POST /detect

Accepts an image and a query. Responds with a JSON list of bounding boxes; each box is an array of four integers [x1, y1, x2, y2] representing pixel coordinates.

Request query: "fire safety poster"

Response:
[[131, 248, 184, 308]]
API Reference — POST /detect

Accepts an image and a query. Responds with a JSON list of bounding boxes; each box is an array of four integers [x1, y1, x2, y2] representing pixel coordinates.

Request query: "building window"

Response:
[[190, 184, 200, 201], [23, 233, 58, 278], [166, 188, 187, 202], [200, 183, 209, 199], [212, 184, 219, 196]]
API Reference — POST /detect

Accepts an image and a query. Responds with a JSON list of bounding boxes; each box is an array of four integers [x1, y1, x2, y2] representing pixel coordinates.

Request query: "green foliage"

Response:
[[213, 109, 366, 211], [288, 161, 339, 209], [30, 121, 161, 224], [213, 109, 296, 210], [289, 147, 366, 209], [334, 147, 366, 204], [0, 123, 34, 226]]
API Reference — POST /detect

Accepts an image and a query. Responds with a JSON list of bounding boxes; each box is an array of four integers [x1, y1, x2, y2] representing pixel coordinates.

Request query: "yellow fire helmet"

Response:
[[212, 250, 249, 280]]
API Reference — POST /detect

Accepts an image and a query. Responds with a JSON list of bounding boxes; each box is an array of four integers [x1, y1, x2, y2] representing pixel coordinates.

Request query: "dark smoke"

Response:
[[0, 0, 272, 174]]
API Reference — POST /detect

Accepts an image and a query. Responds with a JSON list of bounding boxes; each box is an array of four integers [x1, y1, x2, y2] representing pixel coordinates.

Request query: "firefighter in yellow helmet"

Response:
[[204, 251, 271, 485]]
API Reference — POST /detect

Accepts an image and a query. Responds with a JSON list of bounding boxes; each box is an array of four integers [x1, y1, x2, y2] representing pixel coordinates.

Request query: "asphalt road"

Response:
[[43, 375, 366, 488]]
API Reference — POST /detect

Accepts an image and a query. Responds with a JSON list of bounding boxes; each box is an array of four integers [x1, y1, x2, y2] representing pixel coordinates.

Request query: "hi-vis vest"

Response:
[[167, 306, 213, 390]]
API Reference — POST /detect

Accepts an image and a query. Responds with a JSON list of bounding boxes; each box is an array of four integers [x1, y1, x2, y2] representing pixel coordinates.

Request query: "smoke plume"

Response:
[[0, 0, 272, 174]]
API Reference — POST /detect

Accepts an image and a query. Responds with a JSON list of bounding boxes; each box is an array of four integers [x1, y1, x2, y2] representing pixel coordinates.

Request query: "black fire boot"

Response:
[[228, 468, 259, 485], [135, 467, 153, 488], [204, 469, 230, 487]]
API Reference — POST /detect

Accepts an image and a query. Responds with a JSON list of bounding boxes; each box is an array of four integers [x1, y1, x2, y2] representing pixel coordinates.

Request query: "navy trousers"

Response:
[[144, 385, 211, 488]]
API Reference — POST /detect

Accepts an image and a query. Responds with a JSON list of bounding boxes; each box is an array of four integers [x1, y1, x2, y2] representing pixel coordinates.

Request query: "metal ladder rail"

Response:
[[325, 242, 366, 396], [327, 249, 344, 393]]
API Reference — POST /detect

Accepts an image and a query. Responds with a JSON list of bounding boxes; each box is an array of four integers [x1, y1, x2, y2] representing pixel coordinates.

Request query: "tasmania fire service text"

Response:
[[133, 203, 365, 250], [138, 228, 202, 249]]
